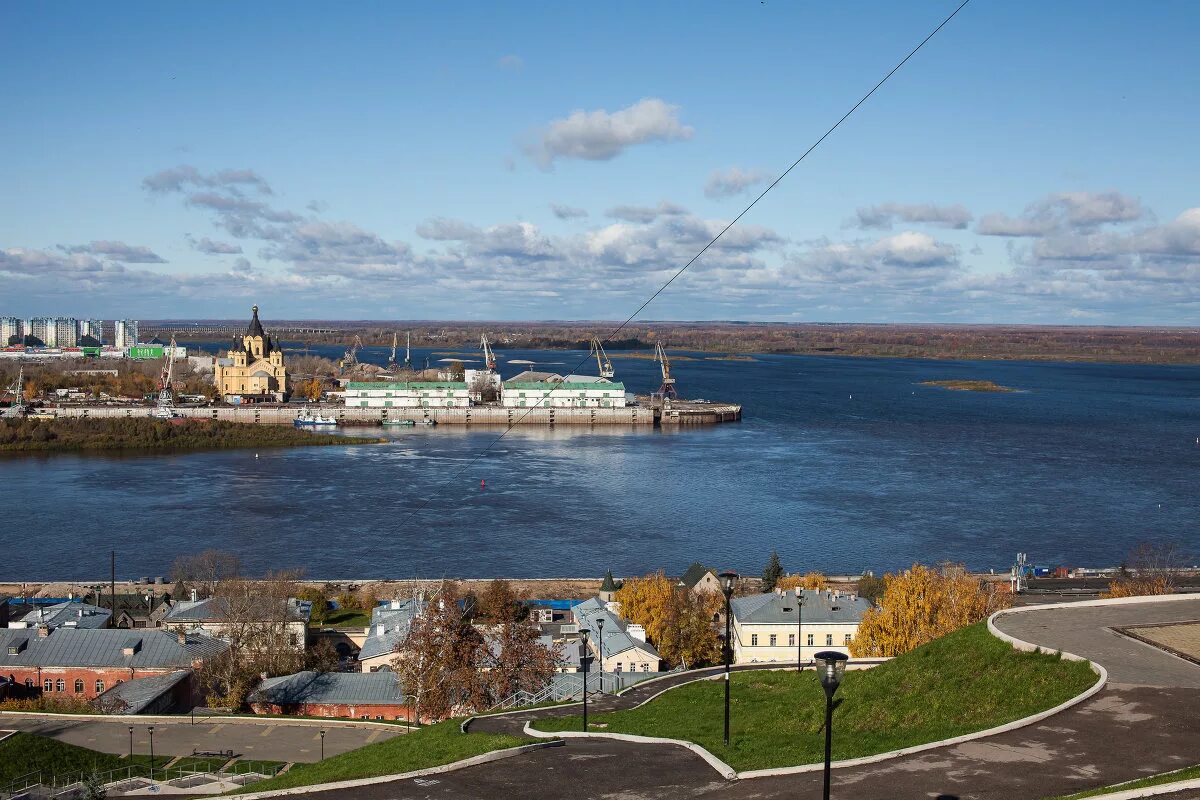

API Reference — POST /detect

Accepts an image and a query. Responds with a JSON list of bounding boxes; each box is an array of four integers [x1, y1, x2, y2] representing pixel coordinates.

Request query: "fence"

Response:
[[0, 760, 284, 799]]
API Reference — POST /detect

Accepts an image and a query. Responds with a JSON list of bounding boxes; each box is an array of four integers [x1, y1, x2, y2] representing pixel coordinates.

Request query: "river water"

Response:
[[3, 346, 1198, 581]]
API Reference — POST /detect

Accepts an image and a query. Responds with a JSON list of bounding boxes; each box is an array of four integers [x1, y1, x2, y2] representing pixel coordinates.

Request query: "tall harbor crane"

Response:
[[480, 334, 497, 371], [339, 335, 363, 372], [153, 337, 179, 418], [403, 331, 413, 370], [388, 332, 399, 370], [589, 337, 615, 379], [1, 365, 26, 418], [654, 343, 678, 400]]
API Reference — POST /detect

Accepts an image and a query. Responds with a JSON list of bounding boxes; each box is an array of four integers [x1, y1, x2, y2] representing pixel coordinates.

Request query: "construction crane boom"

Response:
[[403, 331, 412, 370], [480, 334, 497, 371], [340, 335, 363, 372], [388, 332, 399, 370], [1, 365, 26, 418], [654, 343, 678, 400], [589, 338, 615, 379]]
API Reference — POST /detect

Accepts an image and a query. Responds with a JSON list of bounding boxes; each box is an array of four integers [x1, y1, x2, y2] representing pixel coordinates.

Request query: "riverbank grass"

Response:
[[531, 623, 1095, 772], [0, 417, 384, 453], [921, 379, 1015, 392], [228, 719, 528, 794]]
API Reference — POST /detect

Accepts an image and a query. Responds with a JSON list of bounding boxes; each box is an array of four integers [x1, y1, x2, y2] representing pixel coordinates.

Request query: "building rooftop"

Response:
[[730, 589, 873, 625], [0, 628, 228, 669], [250, 670, 406, 706], [504, 381, 625, 391], [345, 381, 468, 390], [503, 371, 562, 384], [572, 597, 659, 660], [679, 563, 715, 590], [95, 670, 191, 714], [359, 599, 420, 661], [162, 596, 311, 624], [12, 602, 111, 630]]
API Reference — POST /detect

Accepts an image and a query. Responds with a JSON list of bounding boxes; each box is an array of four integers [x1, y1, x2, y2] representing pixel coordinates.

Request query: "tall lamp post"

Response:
[[128, 726, 134, 762], [319, 729, 326, 761], [596, 617, 605, 693], [796, 588, 805, 672], [579, 628, 591, 732], [718, 570, 738, 747], [147, 726, 155, 780], [814, 651, 848, 800]]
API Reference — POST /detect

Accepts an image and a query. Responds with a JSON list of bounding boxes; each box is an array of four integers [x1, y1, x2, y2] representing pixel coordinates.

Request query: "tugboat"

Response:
[[294, 407, 338, 428]]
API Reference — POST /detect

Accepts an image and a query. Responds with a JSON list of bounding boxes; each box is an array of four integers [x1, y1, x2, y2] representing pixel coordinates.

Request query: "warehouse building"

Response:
[[249, 670, 412, 721], [501, 372, 627, 408], [344, 381, 470, 409]]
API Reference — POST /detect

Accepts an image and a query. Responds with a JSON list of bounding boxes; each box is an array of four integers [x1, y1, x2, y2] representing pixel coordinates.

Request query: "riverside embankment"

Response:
[[51, 400, 742, 426]]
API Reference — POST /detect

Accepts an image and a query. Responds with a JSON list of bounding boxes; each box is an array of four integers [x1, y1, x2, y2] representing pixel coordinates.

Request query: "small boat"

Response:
[[414, 419, 437, 427], [294, 408, 338, 428], [382, 419, 415, 427]]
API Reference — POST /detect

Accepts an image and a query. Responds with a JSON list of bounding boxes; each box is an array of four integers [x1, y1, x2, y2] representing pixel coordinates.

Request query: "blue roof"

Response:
[[573, 597, 659, 659]]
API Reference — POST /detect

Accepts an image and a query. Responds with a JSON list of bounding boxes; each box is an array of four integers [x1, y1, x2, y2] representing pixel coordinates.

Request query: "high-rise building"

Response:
[[54, 317, 79, 347], [79, 319, 104, 343], [0, 317, 22, 345], [113, 319, 139, 349], [29, 317, 54, 346]]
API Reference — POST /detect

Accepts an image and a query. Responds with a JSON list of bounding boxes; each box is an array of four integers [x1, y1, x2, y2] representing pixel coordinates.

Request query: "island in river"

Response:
[[0, 418, 383, 454], [921, 379, 1016, 392]]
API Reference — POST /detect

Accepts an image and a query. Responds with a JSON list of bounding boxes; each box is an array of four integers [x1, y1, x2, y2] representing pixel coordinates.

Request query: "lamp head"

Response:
[[597, 618, 604, 631], [718, 570, 739, 597], [814, 650, 848, 697], [580, 627, 590, 644]]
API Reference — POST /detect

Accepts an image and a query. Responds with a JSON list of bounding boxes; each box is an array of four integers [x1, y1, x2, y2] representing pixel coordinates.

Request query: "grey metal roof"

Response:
[[95, 670, 191, 714], [15, 602, 111, 630], [249, 670, 406, 706], [163, 597, 310, 623], [0, 628, 228, 669], [359, 600, 419, 661], [503, 370, 562, 384], [572, 598, 660, 659], [730, 589, 873, 625]]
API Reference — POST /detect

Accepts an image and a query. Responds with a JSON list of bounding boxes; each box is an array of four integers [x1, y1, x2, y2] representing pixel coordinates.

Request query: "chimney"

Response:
[[37, 624, 51, 637], [190, 589, 198, 602], [260, 671, 268, 682], [177, 631, 187, 645], [77, 608, 84, 618]]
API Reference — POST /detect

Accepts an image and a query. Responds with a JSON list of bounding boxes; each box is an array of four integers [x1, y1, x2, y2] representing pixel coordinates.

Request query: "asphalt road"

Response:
[[297, 597, 1200, 800], [0, 715, 402, 763]]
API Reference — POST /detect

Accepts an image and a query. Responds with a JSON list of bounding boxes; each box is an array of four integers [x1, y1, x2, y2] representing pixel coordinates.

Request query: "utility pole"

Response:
[[110, 551, 116, 628]]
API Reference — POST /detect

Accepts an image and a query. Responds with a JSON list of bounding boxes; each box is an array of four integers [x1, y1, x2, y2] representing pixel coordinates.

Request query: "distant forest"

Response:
[[138, 322, 1200, 364]]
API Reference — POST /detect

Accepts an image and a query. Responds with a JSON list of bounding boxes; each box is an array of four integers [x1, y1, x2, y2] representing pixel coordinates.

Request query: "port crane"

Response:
[[153, 337, 179, 418], [1, 365, 26, 418], [339, 335, 363, 372], [589, 337, 615, 379], [654, 343, 678, 400], [480, 334, 497, 371], [403, 331, 413, 370], [387, 332, 399, 371]]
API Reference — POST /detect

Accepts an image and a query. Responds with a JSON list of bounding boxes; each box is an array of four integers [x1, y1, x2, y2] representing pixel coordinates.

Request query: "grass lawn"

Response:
[[322, 609, 372, 628], [531, 623, 1097, 771], [1049, 763, 1200, 799], [228, 719, 529, 793], [0, 732, 126, 784]]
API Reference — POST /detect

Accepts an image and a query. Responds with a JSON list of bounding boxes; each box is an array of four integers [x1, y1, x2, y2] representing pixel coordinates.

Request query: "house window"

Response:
[[807, 634, 814, 646], [74, 679, 84, 693], [25, 678, 33, 688], [360, 401, 368, 407], [844, 633, 853, 645], [55, 679, 65, 692], [642, 664, 649, 672], [519, 400, 526, 407], [43, 679, 53, 692], [751, 634, 758, 646], [615, 663, 623, 672], [384, 401, 392, 407], [542, 401, 549, 407], [788, 634, 795, 646], [519, 392, 525, 398], [95, 680, 105, 693], [826, 634, 833, 646], [289, 633, 298, 647], [769, 634, 777, 647]]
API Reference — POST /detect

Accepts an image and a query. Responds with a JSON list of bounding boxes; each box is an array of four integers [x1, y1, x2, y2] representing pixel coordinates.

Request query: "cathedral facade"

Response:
[[214, 305, 288, 401]]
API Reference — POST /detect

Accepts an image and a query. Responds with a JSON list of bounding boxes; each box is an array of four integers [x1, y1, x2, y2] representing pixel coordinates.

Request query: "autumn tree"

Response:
[[1104, 541, 1190, 598], [393, 584, 488, 722], [850, 563, 1012, 658], [777, 572, 828, 592], [483, 618, 560, 702], [614, 571, 719, 668], [295, 378, 324, 402], [855, 573, 885, 603], [478, 579, 526, 622], [761, 551, 783, 592], [296, 586, 330, 625], [614, 571, 677, 645]]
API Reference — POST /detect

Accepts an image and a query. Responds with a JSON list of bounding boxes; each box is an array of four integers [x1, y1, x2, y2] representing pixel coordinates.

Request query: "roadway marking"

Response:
[[364, 730, 382, 743], [259, 726, 275, 737]]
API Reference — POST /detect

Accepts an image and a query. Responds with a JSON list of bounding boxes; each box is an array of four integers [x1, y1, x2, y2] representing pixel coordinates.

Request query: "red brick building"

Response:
[[0, 626, 228, 711], [248, 670, 412, 721]]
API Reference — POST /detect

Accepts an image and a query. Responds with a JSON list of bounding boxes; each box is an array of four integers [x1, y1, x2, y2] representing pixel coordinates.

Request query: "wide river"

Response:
[[3, 347, 1198, 581]]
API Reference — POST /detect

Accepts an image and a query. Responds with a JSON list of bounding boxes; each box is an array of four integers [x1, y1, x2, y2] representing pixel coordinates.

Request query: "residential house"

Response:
[[0, 627, 228, 709], [358, 599, 419, 673], [729, 589, 872, 664], [572, 598, 660, 673], [160, 595, 311, 651], [678, 563, 722, 597], [10, 602, 111, 631], [249, 670, 412, 721]]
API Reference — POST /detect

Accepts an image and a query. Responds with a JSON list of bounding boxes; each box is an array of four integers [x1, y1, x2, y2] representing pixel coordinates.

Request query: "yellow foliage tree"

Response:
[[296, 378, 324, 402], [614, 571, 720, 668], [613, 571, 677, 645], [849, 563, 1012, 658], [777, 572, 828, 592]]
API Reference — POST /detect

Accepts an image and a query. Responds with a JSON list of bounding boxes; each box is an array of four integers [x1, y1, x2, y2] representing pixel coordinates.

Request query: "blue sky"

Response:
[[3, 1, 1199, 323]]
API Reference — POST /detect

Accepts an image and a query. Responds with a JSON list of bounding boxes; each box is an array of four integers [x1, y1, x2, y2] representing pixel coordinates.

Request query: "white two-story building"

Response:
[[729, 588, 872, 664], [343, 381, 471, 409], [501, 372, 627, 409]]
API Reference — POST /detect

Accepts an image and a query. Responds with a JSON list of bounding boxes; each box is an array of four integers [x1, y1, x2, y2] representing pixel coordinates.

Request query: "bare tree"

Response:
[[171, 550, 241, 598], [392, 583, 487, 722], [1106, 541, 1194, 598]]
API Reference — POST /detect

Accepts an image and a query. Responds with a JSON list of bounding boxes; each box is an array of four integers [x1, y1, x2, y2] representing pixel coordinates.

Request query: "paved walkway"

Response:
[[1, 715, 401, 763], [299, 598, 1200, 800]]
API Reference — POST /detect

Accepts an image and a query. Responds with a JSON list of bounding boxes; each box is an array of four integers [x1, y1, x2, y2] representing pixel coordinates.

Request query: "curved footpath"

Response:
[[294, 596, 1200, 800]]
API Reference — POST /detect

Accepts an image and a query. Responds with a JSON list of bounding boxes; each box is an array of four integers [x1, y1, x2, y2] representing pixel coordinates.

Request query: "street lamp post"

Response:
[[579, 628, 591, 732], [128, 726, 134, 762], [796, 588, 805, 672], [147, 726, 155, 780], [319, 729, 326, 761], [718, 570, 738, 747], [596, 617, 605, 693], [814, 651, 848, 800]]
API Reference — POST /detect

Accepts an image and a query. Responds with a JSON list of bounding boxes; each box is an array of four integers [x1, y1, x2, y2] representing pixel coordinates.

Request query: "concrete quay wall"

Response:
[[53, 405, 654, 425]]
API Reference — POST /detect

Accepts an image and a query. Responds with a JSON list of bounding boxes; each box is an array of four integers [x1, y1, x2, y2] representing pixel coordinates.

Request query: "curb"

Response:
[[523, 722, 737, 780], [1061, 776, 1200, 800], [232, 740, 564, 799]]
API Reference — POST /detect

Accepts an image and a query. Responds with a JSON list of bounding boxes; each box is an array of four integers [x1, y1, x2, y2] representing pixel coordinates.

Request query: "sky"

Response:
[[2, 1, 1199, 324]]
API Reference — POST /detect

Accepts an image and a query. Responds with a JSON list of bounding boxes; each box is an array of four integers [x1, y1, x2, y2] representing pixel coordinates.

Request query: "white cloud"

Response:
[[855, 202, 972, 230], [605, 201, 688, 224], [704, 167, 770, 199], [523, 98, 693, 168], [550, 203, 588, 220], [190, 237, 243, 255], [977, 191, 1144, 237], [60, 240, 167, 263], [142, 165, 272, 195]]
